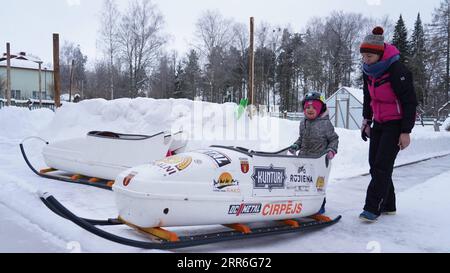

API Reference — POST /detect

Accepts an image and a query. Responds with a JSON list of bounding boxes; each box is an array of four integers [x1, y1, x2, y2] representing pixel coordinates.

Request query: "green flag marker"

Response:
[[236, 98, 249, 119]]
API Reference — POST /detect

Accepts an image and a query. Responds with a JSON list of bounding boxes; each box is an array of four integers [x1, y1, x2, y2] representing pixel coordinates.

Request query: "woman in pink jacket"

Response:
[[359, 27, 418, 222]]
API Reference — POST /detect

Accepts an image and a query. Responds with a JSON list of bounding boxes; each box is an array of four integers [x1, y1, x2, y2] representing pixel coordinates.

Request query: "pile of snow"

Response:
[[0, 107, 54, 141], [37, 98, 288, 152], [443, 117, 450, 131]]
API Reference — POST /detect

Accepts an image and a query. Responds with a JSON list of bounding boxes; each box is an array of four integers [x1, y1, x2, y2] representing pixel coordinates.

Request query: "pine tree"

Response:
[[183, 50, 202, 100], [276, 29, 295, 112], [429, 0, 450, 104], [173, 63, 186, 99], [410, 13, 427, 105], [392, 15, 410, 64]]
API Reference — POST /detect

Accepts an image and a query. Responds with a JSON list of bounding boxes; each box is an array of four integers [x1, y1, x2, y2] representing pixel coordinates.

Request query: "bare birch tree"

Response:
[[99, 0, 120, 100], [193, 10, 235, 102], [194, 10, 235, 59], [118, 0, 166, 97]]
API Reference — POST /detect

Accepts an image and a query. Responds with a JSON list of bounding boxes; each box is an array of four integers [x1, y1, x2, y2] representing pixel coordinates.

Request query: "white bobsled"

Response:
[[114, 146, 332, 228], [42, 131, 187, 181]]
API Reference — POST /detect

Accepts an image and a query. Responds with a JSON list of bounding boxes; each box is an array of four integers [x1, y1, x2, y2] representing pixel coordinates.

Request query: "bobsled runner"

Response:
[[21, 131, 187, 190], [40, 145, 341, 249]]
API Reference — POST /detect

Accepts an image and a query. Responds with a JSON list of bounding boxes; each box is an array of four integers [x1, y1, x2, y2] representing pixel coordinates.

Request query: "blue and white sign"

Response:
[[252, 165, 286, 189]]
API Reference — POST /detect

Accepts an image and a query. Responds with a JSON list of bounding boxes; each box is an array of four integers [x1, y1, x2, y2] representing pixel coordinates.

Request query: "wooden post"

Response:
[[6, 43, 11, 106], [81, 80, 84, 100], [69, 59, 75, 103], [53, 34, 61, 108], [248, 17, 255, 106], [38, 61, 42, 107], [44, 68, 47, 99]]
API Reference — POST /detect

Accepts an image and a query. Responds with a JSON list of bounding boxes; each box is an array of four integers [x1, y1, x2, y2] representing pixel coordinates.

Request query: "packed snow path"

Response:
[[181, 154, 450, 253]]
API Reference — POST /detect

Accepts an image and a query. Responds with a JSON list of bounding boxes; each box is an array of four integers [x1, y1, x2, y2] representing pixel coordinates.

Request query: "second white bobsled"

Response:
[[42, 131, 187, 181]]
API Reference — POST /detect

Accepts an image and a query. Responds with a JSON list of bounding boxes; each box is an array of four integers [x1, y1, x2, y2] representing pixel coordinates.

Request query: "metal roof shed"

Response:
[[326, 87, 363, 130]]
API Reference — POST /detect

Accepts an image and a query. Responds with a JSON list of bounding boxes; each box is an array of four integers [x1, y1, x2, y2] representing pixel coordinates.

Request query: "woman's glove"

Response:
[[361, 119, 372, 142]]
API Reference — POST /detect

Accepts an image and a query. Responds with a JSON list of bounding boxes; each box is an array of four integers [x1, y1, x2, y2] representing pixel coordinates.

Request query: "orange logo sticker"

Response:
[[214, 172, 240, 193], [123, 171, 138, 187]]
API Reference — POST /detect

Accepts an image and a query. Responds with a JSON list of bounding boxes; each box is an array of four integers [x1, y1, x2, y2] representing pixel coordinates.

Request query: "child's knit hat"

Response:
[[304, 100, 323, 117], [303, 92, 326, 117]]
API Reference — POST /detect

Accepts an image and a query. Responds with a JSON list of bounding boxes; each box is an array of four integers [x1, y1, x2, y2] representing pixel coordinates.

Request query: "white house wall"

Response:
[[0, 67, 54, 100]]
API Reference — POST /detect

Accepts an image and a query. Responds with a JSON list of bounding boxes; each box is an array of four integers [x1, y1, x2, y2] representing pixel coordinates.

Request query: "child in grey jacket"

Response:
[[289, 92, 339, 158], [288, 92, 339, 214]]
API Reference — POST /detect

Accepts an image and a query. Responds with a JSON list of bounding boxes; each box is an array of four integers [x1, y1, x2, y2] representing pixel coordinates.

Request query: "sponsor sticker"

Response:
[[262, 201, 303, 216], [214, 172, 240, 193], [294, 186, 311, 192], [155, 155, 192, 175], [316, 176, 326, 192], [288, 165, 314, 192], [123, 171, 138, 187], [197, 150, 231, 168], [228, 203, 262, 216], [240, 158, 250, 174], [290, 174, 313, 184], [252, 165, 286, 189], [194, 159, 203, 165]]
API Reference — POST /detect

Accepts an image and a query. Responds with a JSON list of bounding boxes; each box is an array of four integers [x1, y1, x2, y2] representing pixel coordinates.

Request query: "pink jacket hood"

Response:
[[381, 43, 400, 61]]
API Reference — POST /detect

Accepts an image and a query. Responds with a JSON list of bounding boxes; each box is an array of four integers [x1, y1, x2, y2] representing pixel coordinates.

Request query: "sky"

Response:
[[1, 0, 443, 67]]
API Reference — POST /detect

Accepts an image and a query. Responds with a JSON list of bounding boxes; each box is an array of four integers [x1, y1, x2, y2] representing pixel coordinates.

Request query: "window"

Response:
[[32, 91, 47, 100], [11, 90, 21, 99]]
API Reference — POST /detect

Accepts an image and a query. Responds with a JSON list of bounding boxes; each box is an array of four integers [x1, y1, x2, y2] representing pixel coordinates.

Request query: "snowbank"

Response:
[[443, 117, 450, 131], [33, 98, 292, 153], [0, 107, 53, 141]]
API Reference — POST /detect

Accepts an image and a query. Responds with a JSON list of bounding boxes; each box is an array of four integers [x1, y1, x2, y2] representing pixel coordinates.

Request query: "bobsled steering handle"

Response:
[[20, 136, 49, 146], [19, 137, 49, 177]]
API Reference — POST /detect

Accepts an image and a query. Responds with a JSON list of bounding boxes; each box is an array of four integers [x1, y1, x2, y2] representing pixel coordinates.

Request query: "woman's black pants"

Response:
[[364, 120, 401, 216]]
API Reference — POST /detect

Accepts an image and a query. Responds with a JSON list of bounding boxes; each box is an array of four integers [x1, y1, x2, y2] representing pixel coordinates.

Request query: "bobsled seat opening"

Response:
[[87, 131, 165, 141], [210, 145, 327, 159]]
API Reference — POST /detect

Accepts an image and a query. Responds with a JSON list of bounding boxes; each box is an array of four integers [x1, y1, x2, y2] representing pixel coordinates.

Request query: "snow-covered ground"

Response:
[[1, 99, 450, 253]]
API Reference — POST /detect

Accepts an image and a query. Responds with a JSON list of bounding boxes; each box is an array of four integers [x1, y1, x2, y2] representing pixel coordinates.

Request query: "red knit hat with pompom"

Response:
[[360, 26, 385, 55]]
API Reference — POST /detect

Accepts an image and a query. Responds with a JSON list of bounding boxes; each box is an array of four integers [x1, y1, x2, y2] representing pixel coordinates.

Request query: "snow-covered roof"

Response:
[[0, 58, 53, 71], [60, 93, 81, 102]]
